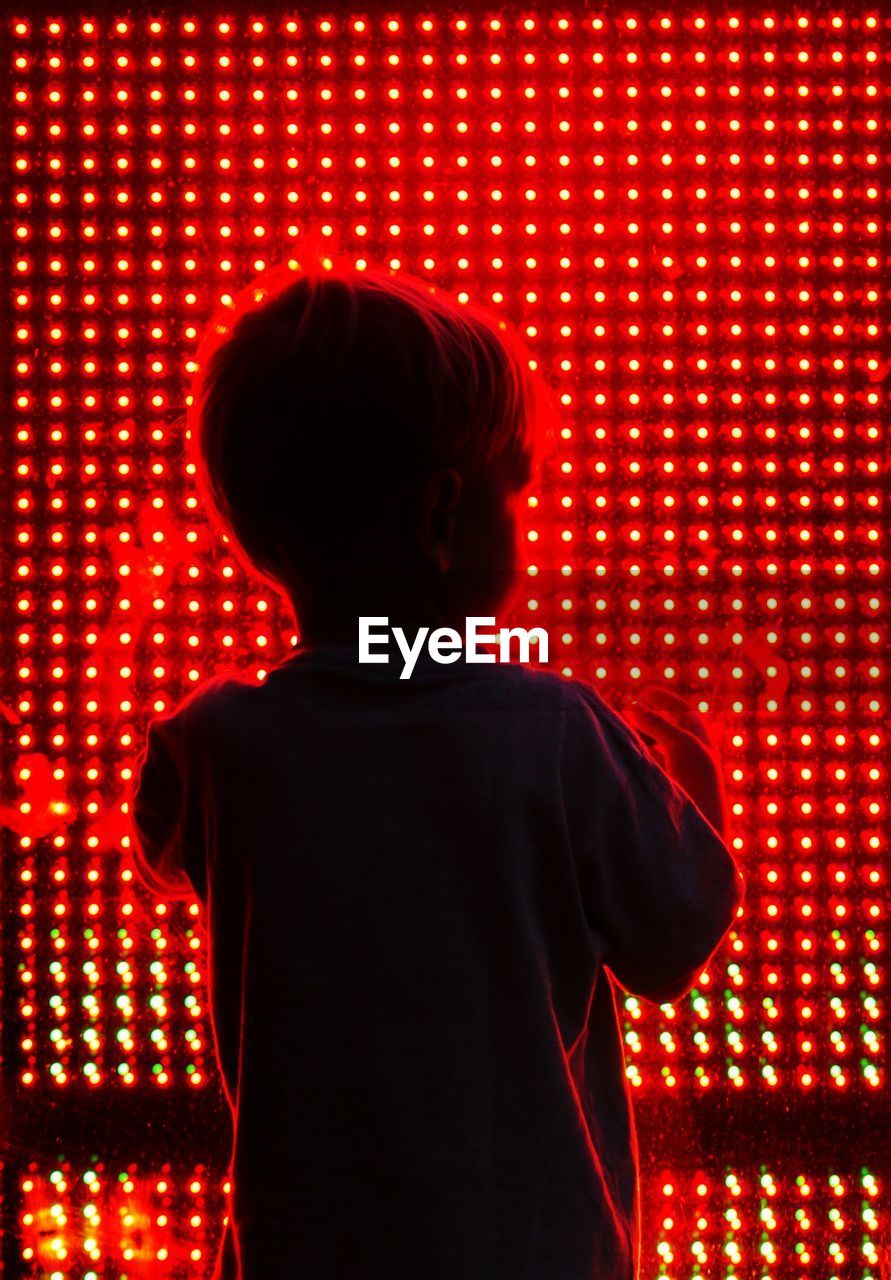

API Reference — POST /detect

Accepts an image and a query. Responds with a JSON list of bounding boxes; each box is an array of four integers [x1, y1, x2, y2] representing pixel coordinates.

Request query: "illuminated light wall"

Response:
[[16, 1163, 886, 1277], [2, 7, 888, 1277]]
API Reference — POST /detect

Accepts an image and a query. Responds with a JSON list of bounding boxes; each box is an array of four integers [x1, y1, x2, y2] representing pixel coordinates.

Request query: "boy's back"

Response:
[[133, 643, 741, 1280]]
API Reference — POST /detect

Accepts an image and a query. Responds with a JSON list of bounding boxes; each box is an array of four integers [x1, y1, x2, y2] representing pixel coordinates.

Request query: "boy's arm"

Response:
[[564, 683, 744, 1006], [130, 711, 206, 902]]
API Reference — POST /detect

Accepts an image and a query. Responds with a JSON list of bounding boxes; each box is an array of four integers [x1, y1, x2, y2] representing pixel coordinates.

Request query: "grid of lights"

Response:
[[3, 8, 888, 1271], [17, 1164, 885, 1279]]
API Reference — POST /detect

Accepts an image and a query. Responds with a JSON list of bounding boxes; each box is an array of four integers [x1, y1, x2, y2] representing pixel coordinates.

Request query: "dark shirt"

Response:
[[131, 644, 742, 1279]]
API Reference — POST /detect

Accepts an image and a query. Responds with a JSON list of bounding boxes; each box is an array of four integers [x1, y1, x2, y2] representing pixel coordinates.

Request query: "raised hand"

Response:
[[625, 686, 729, 841]]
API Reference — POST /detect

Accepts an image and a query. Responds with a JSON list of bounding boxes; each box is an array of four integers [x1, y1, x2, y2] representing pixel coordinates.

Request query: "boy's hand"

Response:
[[625, 686, 729, 841]]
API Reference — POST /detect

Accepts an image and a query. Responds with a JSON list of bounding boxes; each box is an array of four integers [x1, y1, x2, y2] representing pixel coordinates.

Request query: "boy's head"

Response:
[[190, 263, 554, 636]]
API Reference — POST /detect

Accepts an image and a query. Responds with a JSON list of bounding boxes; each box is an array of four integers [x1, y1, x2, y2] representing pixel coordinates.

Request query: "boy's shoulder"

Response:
[[496, 664, 655, 771], [474, 661, 640, 746], [479, 660, 584, 710], [489, 660, 616, 716], [154, 667, 261, 739]]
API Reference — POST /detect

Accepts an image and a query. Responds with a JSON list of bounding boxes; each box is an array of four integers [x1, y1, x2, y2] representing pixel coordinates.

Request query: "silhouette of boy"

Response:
[[132, 265, 743, 1279]]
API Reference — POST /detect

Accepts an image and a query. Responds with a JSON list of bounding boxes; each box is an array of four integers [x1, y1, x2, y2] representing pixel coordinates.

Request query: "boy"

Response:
[[131, 264, 743, 1279]]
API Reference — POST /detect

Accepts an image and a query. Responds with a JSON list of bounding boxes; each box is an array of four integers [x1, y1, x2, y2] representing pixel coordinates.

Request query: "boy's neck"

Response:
[[295, 585, 451, 649]]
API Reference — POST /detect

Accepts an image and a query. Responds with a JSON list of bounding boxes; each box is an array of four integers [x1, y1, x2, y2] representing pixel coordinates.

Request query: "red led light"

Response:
[[2, 7, 888, 1275]]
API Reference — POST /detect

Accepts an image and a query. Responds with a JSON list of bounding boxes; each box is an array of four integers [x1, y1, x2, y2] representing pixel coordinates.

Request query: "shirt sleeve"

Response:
[[130, 707, 207, 902], [560, 680, 744, 1005]]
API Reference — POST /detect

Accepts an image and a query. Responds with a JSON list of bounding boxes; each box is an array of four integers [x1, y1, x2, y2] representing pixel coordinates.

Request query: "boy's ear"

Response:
[[420, 467, 462, 574]]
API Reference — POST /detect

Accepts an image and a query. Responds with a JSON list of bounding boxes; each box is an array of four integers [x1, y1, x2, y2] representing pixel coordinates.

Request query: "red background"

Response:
[[2, 7, 888, 1275]]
